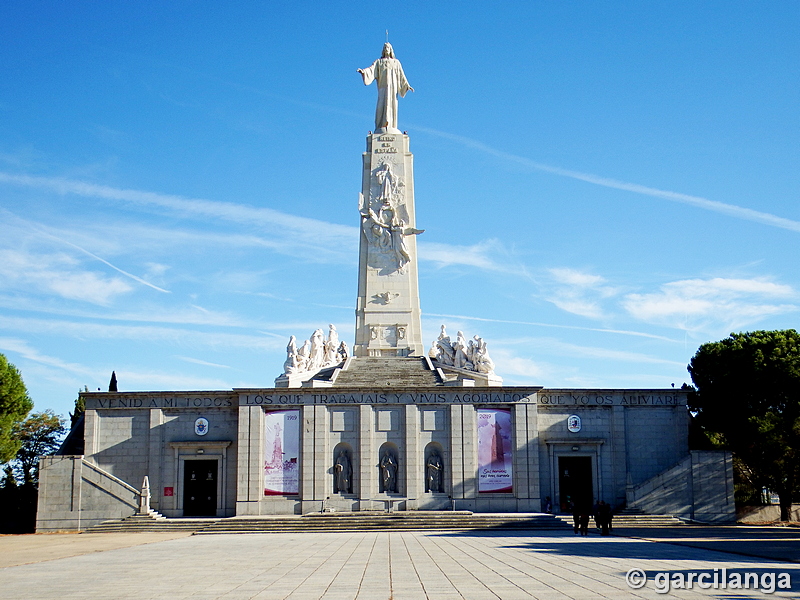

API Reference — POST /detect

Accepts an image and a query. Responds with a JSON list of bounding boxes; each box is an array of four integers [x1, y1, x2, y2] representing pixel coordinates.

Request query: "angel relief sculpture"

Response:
[[360, 161, 423, 273]]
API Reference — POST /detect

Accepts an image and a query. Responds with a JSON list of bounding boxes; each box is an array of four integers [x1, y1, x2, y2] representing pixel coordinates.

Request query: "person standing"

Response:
[[597, 501, 612, 536]]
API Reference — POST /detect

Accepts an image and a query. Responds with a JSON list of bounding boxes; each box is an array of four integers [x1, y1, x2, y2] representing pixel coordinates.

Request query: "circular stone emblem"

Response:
[[567, 414, 581, 433], [194, 417, 209, 436]]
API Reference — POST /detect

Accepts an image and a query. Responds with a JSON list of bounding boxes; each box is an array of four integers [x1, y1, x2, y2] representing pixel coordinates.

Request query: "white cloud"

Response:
[[549, 268, 607, 288], [0, 314, 352, 351], [0, 337, 95, 377], [0, 248, 133, 305], [0, 315, 282, 350], [623, 277, 798, 333], [497, 335, 685, 367], [418, 239, 519, 273], [0, 172, 359, 251], [488, 348, 547, 379], [543, 268, 618, 319]]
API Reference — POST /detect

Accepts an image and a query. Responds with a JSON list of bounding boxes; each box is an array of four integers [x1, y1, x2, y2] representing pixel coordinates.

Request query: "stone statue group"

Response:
[[430, 325, 495, 375], [283, 325, 349, 375], [332, 448, 445, 495]]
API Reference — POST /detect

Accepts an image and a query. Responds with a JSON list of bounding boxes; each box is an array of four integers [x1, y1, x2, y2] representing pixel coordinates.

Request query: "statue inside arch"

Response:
[[333, 449, 352, 494], [426, 450, 444, 493], [379, 448, 398, 493]]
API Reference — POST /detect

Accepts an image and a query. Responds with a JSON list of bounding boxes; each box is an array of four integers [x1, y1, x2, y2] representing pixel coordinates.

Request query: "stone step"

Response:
[[553, 514, 686, 527], [199, 514, 567, 534], [86, 513, 571, 534], [330, 357, 441, 387], [85, 518, 219, 534]]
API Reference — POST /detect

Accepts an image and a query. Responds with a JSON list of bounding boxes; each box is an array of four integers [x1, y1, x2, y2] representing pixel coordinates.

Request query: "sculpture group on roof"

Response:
[[283, 324, 349, 375], [429, 325, 495, 375]]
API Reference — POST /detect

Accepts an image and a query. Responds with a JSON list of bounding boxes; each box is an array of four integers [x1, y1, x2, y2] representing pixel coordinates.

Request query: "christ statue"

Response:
[[358, 43, 414, 133]]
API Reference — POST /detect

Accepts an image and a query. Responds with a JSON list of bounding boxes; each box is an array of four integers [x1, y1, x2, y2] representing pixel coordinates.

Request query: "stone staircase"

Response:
[[86, 511, 569, 534], [330, 357, 441, 387], [86, 515, 220, 533], [554, 508, 687, 528]]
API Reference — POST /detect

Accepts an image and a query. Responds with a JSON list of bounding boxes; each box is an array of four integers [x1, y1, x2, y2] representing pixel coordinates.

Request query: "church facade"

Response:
[[36, 45, 734, 531]]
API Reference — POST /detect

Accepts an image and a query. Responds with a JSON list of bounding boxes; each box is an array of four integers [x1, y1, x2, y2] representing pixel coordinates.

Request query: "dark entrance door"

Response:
[[183, 460, 218, 516], [558, 456, 593, 513]]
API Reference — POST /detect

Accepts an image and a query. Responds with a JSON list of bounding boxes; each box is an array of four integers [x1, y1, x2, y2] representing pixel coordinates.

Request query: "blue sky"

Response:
[[1, 2, 798, 420]]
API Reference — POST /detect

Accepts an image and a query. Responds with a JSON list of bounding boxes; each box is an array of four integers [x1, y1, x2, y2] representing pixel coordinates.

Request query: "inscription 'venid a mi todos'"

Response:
[[88, 391, 684, 409]]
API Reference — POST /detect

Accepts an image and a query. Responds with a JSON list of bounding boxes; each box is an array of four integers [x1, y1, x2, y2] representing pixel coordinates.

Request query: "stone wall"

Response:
[[36, 455, 140, 532], [627, 450, 735, 523], [738, 504, 800, 523]]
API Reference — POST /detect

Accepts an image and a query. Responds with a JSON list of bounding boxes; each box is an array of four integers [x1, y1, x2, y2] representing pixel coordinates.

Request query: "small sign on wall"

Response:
[[567, 415, 582, 433], [164, 487, 174, 497], [195, 417, 209, 436]]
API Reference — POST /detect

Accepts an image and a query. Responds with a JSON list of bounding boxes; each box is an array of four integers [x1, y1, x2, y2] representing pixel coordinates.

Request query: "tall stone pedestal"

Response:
[[353, 132, 423, 357]]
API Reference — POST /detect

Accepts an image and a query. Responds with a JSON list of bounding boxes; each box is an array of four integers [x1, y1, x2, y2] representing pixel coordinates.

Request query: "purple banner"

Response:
[[264, 409, 300, 495], [477, 408, 513, 493]]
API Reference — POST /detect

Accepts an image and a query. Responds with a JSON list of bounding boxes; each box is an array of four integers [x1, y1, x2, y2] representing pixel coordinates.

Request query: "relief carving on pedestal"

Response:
[[359, 161, 423, 274]]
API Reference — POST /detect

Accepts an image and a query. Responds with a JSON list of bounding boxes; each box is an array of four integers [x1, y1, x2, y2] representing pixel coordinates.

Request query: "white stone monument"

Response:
[[354, 44, 423, 357]]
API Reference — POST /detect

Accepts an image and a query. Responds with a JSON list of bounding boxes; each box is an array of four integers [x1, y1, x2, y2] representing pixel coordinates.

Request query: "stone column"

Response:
[[83, 409, 99, 457], [147, 409, 163, 510], [611, 404, 627, 508], [449, 405, 464, 503], [300, 404, 316, 513], [513, 404, 529, 506], [526, 404, 540, 507], [314, 405, 329, 504], [358, 405, 374, 508], [353, 132, 423, 357], [404, 405, 420, 502], [236, 404, 263, 516], [461, 406, 477, 500]]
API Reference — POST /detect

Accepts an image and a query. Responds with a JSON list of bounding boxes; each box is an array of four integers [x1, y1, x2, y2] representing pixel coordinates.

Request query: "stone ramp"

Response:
[[86, 512, 569, 534]]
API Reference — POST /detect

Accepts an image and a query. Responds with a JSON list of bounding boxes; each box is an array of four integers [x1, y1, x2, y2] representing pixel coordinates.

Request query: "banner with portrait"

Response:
[[264, 409, 300, 495], [477, 408, 513, 493]]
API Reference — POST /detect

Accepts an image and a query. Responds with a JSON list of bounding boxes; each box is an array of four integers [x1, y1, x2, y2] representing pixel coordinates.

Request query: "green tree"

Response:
[[70, 394, 85, 428], [688, 330, 800, 521], [0, 354, 34, 463], [13, 410, 66, 486]]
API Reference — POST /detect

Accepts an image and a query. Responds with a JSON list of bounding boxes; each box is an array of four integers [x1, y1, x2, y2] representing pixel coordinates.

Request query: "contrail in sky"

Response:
[[413, 126, 800, 234], [33, 226, 172, 294]]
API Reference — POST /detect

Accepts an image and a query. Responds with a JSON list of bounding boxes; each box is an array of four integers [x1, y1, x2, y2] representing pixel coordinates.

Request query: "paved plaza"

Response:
[[1, 528, 799, 599]]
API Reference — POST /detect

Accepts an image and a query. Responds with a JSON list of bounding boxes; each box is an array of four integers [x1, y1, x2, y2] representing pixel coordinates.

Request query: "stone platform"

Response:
[[2, 527, 798, 598]]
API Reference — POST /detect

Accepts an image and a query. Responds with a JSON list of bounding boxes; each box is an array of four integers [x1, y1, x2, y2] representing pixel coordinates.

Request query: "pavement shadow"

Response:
[[436, 528, 800, 565]]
